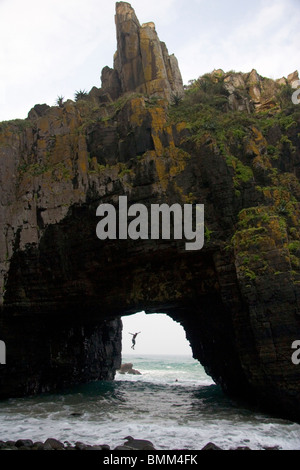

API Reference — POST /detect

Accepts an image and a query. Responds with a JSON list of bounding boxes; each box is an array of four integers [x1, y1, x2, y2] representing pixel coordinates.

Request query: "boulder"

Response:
[[44, 438, 65, 450], [201, 442, 223, 451], [122, 436, 155, 450], [118, 363, 142, 375], [15, 439, 34, 448], [27, 103, 50, 120]]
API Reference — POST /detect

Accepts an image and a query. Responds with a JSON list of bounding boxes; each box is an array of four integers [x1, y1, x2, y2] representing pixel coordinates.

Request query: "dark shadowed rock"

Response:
[[75, 441, 89, 451], [201, 443, 223, 451], [114, 445, 133, 451], [32, 441, 45, 450], [44, 438, 65, 450], [101, 66, 122, 101], [27, 103, 50, 120], [232, 446, 252, 451], [122, 436, 156, 450], [15, 439, 34, 448]]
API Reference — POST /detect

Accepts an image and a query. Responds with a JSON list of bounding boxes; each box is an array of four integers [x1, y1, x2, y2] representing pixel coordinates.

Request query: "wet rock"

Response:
[[201, 442, 223, 451], [32, 442, 45, 450], [121, 436, 156, 450], [114, 445, 133, 450], [118, 363, 142, 375], [75, 441, 89, 451], [0, 441, 17, 450], [262, 446, 281, 451], [42, 442, 55, 450], [44, 438, 65, 450], [15, 439, 34, 448], [99, 445, 110, 451], [233, 446, 252, 451], [73, 441, 109, 450]]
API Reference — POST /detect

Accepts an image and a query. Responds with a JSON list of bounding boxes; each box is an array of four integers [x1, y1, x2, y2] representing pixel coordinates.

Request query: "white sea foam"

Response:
[[0, 354, 299, 450]]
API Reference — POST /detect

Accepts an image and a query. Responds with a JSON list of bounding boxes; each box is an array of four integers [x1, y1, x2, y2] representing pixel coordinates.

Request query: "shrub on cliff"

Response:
[[56, 95, 64, 108], [74, 89, 88, 101]]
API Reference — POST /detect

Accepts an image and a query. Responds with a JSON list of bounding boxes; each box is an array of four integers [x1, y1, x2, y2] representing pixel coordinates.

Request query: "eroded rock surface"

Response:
[[0, 2, 300, 423], [103, 2, 184, 101]]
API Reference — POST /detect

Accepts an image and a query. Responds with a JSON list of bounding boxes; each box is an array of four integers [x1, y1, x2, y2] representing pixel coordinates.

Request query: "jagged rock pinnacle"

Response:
[[101, 2, 184, 101]]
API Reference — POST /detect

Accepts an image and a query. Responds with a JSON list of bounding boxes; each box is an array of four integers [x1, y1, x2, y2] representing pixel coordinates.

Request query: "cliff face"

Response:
[[0, 2, 300, 422], [102, 2, 184, 101]]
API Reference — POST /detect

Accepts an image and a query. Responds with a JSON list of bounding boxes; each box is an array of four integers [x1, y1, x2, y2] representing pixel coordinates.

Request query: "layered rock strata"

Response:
[[102, 2, 184, 101], [0, 2, 299, 424]]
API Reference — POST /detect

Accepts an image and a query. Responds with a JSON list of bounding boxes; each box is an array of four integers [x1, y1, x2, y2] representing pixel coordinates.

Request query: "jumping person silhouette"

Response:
[[129, 332, 141, 350]]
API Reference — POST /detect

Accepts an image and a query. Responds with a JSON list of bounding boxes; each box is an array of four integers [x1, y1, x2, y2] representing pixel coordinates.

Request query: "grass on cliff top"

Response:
[[168, 73, 300, 145], [168, 73, 300, 187], [168, 73, 300, 268], [0, 118, 34, 133]]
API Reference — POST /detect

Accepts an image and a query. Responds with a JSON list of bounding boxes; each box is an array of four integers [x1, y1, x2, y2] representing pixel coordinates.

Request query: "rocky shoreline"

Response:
[[0, 438, 282, 451]]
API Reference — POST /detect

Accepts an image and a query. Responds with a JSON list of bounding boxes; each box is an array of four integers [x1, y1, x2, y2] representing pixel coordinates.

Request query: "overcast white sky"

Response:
[[0, 0, 299, 122], [121, 312, 193, 356]]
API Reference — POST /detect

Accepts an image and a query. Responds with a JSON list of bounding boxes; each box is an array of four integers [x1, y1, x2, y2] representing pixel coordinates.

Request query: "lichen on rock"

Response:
[[0, 2, 300, 424]]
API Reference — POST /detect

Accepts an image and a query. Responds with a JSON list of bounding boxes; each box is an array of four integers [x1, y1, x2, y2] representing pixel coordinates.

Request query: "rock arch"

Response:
[[0, 107, 300, 425], [1, 199, 249, 400], [0, 1, 300, 425]]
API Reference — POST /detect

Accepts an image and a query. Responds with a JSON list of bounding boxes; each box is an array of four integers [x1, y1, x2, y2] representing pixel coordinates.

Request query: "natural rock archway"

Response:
[[0, 2, 300, 423], [1, 200, 248, 399]]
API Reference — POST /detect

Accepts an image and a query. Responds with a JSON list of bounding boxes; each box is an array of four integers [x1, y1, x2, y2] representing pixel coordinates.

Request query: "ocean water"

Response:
[[0, 354, 299, 450]]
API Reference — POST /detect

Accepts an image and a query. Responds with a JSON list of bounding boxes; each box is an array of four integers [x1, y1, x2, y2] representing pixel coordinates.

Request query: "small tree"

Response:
[[56, 95, 64, 107], [74, 89, 88, 101], [171, 92, 183, 106]]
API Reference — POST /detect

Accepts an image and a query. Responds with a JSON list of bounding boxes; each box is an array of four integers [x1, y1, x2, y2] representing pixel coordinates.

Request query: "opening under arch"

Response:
[[122, 311, 196, 356], [119, 311, 214, 386]]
